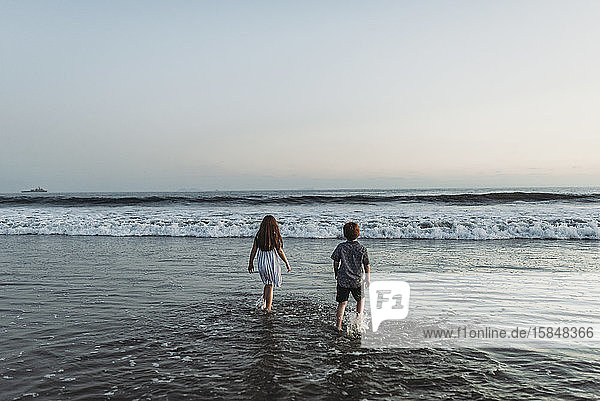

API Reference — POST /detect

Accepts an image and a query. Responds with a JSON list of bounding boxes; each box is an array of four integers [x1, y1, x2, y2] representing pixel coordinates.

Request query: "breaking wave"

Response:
[[1, 213, 598, 240], [2, 191, 600, 207]]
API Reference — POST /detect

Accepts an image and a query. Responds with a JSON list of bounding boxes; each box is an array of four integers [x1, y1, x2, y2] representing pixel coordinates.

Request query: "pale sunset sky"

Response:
[[1, 1, 599, 191]]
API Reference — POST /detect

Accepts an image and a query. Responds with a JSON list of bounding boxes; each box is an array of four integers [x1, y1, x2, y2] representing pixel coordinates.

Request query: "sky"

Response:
[[1, 0, 599, 192]]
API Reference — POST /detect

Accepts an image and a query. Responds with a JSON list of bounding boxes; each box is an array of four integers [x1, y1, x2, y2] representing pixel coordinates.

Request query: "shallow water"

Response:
[[1, 236, 599, 400]]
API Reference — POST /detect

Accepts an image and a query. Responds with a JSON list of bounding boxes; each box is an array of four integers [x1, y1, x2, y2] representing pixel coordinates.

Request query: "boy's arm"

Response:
[[333, 260, 340, 280], [363, 249, 371, 287], [248, 240, 257, 273], [331, 244, 341, 280], [276, 247, 291, 272]]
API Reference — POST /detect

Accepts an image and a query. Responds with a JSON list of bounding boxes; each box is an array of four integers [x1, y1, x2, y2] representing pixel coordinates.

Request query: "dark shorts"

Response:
[[336, 284, 363, 303]]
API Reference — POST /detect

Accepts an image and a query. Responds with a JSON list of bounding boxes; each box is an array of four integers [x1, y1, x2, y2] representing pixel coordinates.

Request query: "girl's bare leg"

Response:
[[259, 286, 266, 309], [264, 284, 273, 311]]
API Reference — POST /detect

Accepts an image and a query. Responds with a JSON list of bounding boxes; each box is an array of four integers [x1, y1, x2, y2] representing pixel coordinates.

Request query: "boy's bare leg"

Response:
[[356, 298, 365, 314], [264, 284, 274, 311], [355, 298, 365, 327], [336, 301, 347, 331]]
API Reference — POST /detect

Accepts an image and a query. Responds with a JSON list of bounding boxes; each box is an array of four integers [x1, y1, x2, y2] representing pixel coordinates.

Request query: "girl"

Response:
[[248, 215, 291, 311]]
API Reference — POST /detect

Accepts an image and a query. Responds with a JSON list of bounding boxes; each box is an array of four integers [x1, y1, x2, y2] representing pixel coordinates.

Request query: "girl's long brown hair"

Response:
[[255, 215, 283, 251]]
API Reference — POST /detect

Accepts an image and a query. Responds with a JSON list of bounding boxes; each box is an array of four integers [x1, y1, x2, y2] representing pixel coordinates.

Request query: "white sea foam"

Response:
[[0, 203, 599, 239]]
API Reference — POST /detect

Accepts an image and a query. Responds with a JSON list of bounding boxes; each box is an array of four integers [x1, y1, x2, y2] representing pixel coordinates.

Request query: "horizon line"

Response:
[[3, 185, 600, 194]]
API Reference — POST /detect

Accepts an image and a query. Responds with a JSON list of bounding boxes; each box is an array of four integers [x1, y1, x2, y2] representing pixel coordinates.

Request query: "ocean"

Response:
[[1, 188, 599, 400]]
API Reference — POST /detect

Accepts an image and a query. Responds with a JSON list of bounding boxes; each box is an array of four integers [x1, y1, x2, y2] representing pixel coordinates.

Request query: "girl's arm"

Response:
[[276, 247, 291, 272], [248, 240, 257, 273]]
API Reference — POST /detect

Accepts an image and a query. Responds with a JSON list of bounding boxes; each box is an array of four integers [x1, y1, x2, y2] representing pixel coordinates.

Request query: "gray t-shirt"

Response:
[[331, 240, 369, 288]]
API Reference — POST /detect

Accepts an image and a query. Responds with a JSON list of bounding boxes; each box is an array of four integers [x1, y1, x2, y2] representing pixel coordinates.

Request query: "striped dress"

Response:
[[256, 248, 282, 287]]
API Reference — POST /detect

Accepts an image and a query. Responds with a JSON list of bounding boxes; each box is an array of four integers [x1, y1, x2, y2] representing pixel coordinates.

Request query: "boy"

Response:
[[331, 222, 370, 332]]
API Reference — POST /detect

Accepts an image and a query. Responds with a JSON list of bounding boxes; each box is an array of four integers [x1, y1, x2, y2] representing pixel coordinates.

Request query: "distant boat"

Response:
[[21, 187, 48, 193]]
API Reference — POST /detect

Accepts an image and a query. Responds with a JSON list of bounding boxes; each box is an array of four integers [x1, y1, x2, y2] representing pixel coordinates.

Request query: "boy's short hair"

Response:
[[343, 222, 360, 240]]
